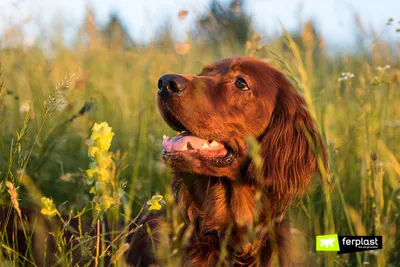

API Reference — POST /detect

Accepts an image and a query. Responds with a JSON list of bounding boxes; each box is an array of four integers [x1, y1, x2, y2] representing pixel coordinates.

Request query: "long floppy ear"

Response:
[[247, 72, 327, 212]]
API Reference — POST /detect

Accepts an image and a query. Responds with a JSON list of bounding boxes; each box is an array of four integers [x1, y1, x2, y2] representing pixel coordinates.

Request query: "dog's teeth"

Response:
[[163, 135, 167, 139], [210, 141, 219, 147], [201, 142, 210, 149]]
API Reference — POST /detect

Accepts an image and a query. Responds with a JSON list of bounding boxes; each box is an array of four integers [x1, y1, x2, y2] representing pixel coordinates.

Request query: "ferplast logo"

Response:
[[337, 236, 382, 254], [316, 234, 383, 254], [316, 234, 340, 251]]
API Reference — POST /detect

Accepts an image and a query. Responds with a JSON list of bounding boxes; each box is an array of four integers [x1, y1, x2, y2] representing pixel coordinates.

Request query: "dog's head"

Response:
[[157, 56, 327, 207]]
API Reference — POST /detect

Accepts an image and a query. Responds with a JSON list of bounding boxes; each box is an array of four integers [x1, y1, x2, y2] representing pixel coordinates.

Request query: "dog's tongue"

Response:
[[162, 132, 226, 156]]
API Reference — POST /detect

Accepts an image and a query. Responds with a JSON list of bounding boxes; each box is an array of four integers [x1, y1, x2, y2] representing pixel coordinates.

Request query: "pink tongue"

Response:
[[162, 132, 226, 156]]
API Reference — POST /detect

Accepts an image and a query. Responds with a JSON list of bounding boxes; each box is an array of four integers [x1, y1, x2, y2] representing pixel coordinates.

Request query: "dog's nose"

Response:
[[157, 74, 187, 96]]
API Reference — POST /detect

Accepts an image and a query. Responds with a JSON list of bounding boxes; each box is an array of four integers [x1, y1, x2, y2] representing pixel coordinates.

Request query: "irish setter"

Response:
[[126, 57, 328, 266]]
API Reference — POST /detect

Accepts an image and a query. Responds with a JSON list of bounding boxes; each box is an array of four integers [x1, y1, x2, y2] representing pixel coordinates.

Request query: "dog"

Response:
[[126, 56, 328, 266]]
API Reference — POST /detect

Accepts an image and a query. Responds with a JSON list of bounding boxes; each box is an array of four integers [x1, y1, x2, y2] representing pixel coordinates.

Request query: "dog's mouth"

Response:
[[163, 132, 227, 156], [160, 107, 235, 166]]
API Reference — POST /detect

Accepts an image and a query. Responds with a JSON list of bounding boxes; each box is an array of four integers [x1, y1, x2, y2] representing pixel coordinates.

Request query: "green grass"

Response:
[[0, 17, 399, 266]]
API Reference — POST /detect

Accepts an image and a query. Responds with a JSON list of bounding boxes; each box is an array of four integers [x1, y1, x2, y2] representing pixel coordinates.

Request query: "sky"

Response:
[[0, 0, 399, 50]]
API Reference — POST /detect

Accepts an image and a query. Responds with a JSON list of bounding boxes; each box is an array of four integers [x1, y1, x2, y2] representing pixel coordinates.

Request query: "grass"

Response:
[[0, 12, 399, 266]]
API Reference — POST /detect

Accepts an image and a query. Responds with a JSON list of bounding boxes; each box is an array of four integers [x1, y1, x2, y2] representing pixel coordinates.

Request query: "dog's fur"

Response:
[[126, 57, 328, 266]]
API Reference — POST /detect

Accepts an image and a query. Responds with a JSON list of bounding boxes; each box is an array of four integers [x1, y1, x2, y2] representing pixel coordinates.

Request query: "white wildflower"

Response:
[[338, 72, 355, 82], [376, 64, 391, 72]]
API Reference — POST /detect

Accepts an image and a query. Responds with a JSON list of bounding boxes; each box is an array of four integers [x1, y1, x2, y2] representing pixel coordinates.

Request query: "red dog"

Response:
[[126, 57, 328, 266]]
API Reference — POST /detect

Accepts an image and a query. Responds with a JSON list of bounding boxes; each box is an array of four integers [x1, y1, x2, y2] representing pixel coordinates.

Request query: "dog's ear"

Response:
[[247, 72, 327, 211]]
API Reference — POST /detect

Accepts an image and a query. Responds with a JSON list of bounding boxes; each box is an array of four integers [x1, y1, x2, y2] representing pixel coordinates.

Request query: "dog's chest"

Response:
[[176, 177, 256, 233]]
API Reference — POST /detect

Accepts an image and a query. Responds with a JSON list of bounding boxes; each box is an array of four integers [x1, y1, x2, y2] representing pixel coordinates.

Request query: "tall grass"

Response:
[[0, 11, 399, 266]]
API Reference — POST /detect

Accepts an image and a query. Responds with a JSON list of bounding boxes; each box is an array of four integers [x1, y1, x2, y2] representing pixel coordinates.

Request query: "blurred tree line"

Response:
[[75, 1, 322, 56], [78, 0, 253, 50], [84, 0, 321, 55], [196, 0, 252, 47], [77, 1, 250, 48]]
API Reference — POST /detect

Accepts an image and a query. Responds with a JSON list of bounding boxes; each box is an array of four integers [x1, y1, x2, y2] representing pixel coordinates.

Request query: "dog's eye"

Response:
[[235, 77, 249, 90]]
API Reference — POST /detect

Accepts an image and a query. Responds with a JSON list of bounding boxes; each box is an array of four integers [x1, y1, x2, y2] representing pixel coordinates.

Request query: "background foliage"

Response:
[[0, 1, 399, 266]]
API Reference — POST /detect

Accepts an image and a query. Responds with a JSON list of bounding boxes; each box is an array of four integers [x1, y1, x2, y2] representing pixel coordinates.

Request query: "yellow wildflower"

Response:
[[85, 168, 97, 178], [94, 152, 112, 169], [98, 196, 115, 211], [86, 121, 119, 213], [85, 168, 99, 185], [92, 122, 112, 135], [40, 197, 57, 217], [147, 194, 164, 211], [90, 122, 114, 151], [95, 134, 114, 151], [97, 168, 111, 183], [88, 145, 99, 158], [85, 168, 111, 183]]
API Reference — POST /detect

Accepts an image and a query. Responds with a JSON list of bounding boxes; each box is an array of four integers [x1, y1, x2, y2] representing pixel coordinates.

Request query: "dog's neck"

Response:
[[172, 172, 266, 233]]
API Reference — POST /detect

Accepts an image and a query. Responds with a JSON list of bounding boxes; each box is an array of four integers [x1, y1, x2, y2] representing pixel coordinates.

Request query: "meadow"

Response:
[[0, 9, 399, 267]]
